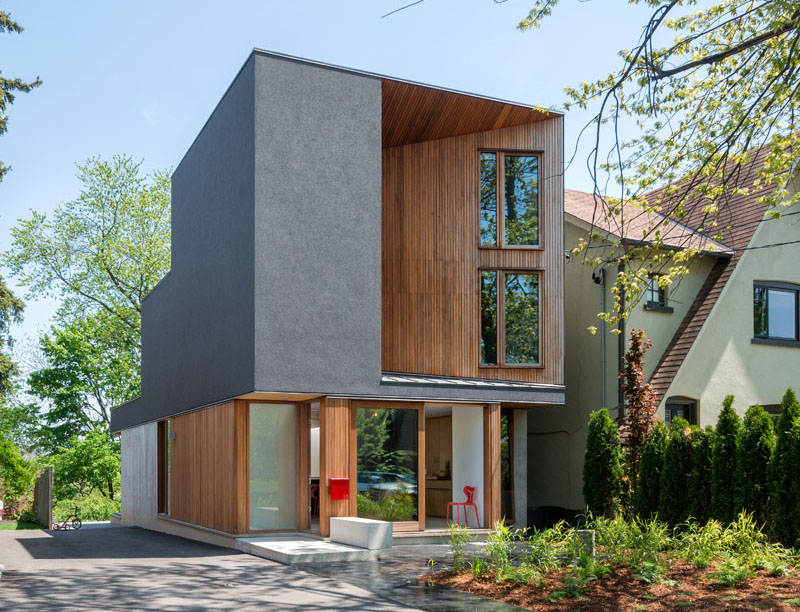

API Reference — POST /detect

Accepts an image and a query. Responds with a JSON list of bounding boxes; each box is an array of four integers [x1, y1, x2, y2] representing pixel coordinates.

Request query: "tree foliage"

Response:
[[768, 388, 800, 545], [688, 425, 714, 524], [658, 417, 694, 525], [737, 405, 775, 524], [5, 154, 170, 335], [583, 408, 624, 517], [0, 437, 32, 518], [51, 426, 120, 502], [619, 329, 659, 488], [0, 10, 41, 182], [633, 420, 667, 519], [515, 0, 800, 325], [711, 395, 743, 524]]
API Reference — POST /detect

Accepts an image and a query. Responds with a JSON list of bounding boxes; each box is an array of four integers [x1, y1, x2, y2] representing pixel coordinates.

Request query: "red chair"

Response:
[[447, 486, 480, 528]]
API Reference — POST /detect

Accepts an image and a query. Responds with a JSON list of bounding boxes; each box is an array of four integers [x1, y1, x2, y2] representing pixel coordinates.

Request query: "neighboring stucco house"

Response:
[[110, 50, 566, 544], [527, 159, 800, 513]]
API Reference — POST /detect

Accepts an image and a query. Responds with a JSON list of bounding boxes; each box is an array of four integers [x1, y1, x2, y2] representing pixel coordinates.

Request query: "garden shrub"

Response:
[[688, 425, 714, 524], [633, 421, 667, 520], [768, 388, 800, 546], [0, 438, 33, 519], [583, 408, 623, 517], [448, 522, 472, 571], [53, 493, 120, 522], [736, 405, 775, 524], [711, 395, 742, 524], [658, 417, 693, 525]]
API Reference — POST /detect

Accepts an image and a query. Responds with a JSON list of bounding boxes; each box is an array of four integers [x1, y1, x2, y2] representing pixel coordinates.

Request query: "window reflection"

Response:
[[356, 408, 418, 522], [504, 155, 539, 246], [505, 273, 540, 364], [480, 153, 497, 246], [480, 271, 498, 365]]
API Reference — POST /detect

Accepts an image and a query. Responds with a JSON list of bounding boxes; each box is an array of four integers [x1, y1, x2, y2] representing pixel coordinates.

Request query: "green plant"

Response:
[[634, 421, 668, 520], [485, 520, 513, 577], [769, 388, 800, 547], [0, 438, 33, 519], [53, 493, 119, 521], [356, 488, 415, 522], [737, 405, 775, 524], [469, 556, 487, 579], [633, 561, 666, 584], [448, 522, 472, 572], [675, 519, 724, 568], [708, 559, 754, 587], [583, 408, 624, 518], [711, 396, 743, 524], [659, 418, 694, 526], [687, 426, 714, 524], [576, 552, 610, 581], [522, 523, 566, 571], [547, 572, 588, 601]]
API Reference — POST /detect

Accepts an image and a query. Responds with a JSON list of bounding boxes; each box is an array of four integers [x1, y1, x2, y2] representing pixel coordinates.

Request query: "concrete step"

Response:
[[237, 535, 378, 564], [392, 528, 492, 546]]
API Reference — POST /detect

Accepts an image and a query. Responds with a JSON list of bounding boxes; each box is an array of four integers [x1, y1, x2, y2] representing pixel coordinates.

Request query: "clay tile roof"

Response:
[[564, 189, 733, 255]]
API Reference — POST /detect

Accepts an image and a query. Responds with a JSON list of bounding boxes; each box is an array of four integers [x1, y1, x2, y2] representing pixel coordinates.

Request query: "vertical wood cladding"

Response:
[[382, 118, 564, 384], [483, 404, 502, 527], [168, 400, 248, 534], [320, 397, 352, 536]]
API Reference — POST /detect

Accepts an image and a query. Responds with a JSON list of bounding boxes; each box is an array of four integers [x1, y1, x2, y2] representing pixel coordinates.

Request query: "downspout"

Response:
[[617, 260, 626, 420]]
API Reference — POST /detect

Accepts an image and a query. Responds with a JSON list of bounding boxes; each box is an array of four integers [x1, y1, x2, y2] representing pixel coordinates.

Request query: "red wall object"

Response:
[[329, 477, 349, 500]]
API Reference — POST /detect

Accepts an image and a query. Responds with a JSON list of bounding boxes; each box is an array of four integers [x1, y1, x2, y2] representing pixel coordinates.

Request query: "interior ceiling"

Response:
[[382, 79, 556, 149], [424, 405, 453, 418]]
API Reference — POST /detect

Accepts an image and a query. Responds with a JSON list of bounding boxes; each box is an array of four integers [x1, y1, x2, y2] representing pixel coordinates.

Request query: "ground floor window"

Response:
[[665, 397, 698, 428], [157, 420, 171, 515], [249, 403, 297, 530], [356, 406, 419, 522]]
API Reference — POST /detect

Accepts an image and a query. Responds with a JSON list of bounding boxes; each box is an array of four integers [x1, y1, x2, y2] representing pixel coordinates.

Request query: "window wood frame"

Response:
[[479, 268, 543, 369], [478, 149, 544, 250]]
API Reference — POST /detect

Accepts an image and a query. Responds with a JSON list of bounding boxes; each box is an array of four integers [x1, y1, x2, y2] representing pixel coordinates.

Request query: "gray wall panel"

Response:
[[252, 54, 382, 394]]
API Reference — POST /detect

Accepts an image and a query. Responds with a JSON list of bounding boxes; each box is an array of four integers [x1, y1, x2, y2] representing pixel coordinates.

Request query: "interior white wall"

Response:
[[310, 427, 320, 478], [451, 405, 485, 527]]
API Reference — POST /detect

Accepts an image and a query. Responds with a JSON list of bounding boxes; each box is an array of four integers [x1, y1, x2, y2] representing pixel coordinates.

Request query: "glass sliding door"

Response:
[[249, 403, 297, 531], [356, 406, 419, 523]]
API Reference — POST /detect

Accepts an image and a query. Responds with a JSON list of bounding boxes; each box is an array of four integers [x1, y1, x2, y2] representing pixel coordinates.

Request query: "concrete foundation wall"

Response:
[[513, 408, 528, 527], [121, 422, 158, 528]]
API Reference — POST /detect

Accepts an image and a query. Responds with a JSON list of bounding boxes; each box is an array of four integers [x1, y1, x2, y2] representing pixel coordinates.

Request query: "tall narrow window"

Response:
[[480, 270, 540, 367], [504, 155, 539, 246], [480, 271, 498, 365], [479, 151, 540, 248], [753, 282, 800, 345], [480, 153, 498, 247], [505, 273, 540, 364]]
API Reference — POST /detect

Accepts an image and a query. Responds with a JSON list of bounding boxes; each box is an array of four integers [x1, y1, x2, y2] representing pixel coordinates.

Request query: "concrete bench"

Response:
[[329, 517, 392, 550]]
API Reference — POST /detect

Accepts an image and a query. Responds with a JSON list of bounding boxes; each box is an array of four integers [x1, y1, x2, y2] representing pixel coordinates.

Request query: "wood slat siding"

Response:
[[483, 404, 502, 528], [297, 402, 310, 530], [382, 118, 564, 384], [168, 401, 248, 534], [320, 397, 352, 536]]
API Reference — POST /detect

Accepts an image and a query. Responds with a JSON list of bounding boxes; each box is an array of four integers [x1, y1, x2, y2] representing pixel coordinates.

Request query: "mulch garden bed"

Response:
[[431, 561, 800, 611]]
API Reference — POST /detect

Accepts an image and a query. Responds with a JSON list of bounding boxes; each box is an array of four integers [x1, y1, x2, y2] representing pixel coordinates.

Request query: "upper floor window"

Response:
[[753, 281, 800, 347], [644, 274, 673, 313], [480, 270, 540, 366], [479, 152, 540, 248]]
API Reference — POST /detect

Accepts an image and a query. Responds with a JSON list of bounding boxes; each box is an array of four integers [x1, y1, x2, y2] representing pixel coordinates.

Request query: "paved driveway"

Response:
[[0, 524, 420, 611]]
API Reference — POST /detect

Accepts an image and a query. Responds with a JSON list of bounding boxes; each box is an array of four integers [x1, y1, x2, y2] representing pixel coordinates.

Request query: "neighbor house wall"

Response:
[[665, 200, 800, 424], [527, 220, 717, 511]]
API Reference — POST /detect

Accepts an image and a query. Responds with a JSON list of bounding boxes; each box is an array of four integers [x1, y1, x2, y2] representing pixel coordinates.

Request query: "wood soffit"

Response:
[[382, 79, 557, 148]]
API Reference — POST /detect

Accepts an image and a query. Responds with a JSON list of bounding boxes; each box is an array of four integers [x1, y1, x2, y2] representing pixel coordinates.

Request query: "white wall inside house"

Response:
[[451, 404, 484, 528], [310, 427, 320, 478]]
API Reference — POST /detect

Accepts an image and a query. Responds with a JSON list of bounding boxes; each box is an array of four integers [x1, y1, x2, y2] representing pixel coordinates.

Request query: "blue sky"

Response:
[[1, 0, 651, 348]]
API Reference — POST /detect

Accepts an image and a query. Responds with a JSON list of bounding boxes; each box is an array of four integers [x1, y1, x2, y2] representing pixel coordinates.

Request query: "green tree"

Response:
[[633, 420, 667, 519], [27, 313, 140, 453], [5, 154, 170, 337], [513, 1, 800, 326], [583, 408, 624, 517], [736, 405, 775, 524], [711, 395, 742, 524], [1, 11, 41, 182], [768, 388, 800, 545], [658, 417, 693, 525], [0, 437, 32, 517], [51, 426, 120, 502], [688, 425, 714, 524]]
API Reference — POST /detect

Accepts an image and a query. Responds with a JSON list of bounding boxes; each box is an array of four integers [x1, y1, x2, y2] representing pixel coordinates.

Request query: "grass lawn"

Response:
[[0, 520, 42, 530]]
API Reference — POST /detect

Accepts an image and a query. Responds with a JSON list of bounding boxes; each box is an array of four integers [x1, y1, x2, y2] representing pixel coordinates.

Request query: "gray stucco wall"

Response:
[[112, 57, 256, 431], [252, 53, 383, 395]]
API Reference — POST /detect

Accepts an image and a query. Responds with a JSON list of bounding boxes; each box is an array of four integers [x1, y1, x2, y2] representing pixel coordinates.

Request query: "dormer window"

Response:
[[644, 274, 673, 313], [479, 151, 540, 248]]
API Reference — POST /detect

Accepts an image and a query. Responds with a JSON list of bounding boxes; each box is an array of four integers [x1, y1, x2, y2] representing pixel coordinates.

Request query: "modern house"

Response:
[[110, 49, 566, 543], [527, 157, 800, 513]]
